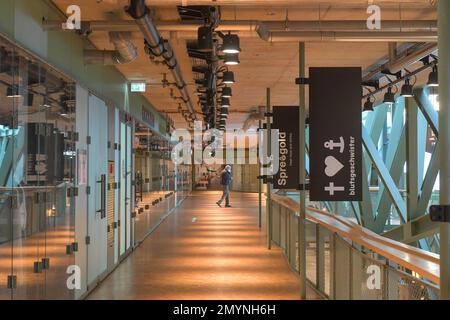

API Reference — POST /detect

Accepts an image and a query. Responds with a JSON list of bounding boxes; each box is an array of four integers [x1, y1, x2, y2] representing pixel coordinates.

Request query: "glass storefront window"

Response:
[[0, 35, 76, 300]]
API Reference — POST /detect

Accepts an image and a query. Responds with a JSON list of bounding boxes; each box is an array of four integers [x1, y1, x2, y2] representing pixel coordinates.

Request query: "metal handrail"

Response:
[[269, 193, 440, 300]]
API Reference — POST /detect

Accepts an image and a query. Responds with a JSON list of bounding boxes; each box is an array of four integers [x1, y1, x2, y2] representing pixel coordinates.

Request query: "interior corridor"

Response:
[[87, 192, 320, 300]]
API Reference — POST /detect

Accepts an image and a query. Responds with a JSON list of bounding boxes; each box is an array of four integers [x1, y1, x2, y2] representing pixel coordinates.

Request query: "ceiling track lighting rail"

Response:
[[181, 5, 241, 130]]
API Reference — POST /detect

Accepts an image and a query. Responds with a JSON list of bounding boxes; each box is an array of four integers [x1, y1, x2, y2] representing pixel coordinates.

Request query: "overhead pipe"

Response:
[[84, 32, 138, 65], [257, 28, 437, 43], [125, 0, 196, 118], [43, 19, 437, 33]]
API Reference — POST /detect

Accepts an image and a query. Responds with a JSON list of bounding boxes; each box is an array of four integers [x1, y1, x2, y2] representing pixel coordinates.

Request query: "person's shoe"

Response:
[[225, 205, 232, 208], [216, 202, 222, 208]]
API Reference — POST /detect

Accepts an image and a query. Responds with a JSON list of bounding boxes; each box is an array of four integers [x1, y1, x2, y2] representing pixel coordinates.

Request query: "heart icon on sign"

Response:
[[324, 156, 344, 177]]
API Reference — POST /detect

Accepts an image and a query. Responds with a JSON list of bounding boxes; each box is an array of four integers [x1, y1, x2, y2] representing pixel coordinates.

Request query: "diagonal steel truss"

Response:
[[307, 87, 441, 252]]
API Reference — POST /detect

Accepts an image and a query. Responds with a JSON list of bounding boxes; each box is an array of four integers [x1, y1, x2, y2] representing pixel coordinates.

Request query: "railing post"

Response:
[[331, 233, 338, 299], [316, 224, 324, 292], [439, 0, 450, 300], [349, 243, 353, 300]]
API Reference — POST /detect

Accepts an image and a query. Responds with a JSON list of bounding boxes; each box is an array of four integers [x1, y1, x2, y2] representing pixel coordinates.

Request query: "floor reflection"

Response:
[[88, 192, 321, 300]]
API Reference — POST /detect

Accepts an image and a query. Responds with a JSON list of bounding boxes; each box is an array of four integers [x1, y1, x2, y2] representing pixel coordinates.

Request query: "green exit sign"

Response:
[[131, 82, 146, 92]]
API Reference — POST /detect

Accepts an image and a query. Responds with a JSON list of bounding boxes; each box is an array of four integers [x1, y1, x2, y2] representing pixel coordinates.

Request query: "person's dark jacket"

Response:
[[220, 170, 232, 186]]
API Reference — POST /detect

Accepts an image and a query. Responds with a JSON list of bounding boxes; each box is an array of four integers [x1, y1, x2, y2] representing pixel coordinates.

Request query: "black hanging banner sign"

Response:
[[272, 106, 300, 190], [309, 67, 362, 201]]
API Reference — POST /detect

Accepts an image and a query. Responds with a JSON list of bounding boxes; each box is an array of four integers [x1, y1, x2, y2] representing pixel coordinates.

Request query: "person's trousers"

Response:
[[218, 185, 230, 206]]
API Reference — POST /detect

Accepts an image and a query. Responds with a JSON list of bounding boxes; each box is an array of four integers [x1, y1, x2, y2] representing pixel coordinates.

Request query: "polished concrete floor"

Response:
[[88, 191, 320, 300]]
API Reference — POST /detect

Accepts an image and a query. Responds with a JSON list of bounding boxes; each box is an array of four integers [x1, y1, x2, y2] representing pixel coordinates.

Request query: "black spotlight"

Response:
[[222, 34, 241, 54], [220, 119, 226, 126], [221, 97, 231, 108], [197, 26, 213, 52], [220, 107, 229, 116], [222, 87, 232, 98], [401, 78, 414, 97], [222, 71, 235, 84], [363, 97, 374, 112], [383, 87, 396, 106], [225, 53, 240, 65], [427, 65, 438, 87]]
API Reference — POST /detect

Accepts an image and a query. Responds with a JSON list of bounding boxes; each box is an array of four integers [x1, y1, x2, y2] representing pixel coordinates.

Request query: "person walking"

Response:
[[216, 165, 232, 208]]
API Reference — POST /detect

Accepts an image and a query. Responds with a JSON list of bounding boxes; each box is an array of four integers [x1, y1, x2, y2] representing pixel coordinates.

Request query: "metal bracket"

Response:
[[264, 112, 274, 118], [72, 242, 79, 252], [11, 197, 18, 209], [295, 77, 310, 85], [85, 236, 91, 245], [67, 187, 79, 197], [86, 186, 91, 195], [42, 258, 50, 270], [429, 205, 450, 222], [7, 275, 17, 289], [33, 261, 43, 273], [67, 131, 79, 142], [297, 184, 311, 191], [258, 175, 274, 184], [86, 136, 92, 145], [34, 192, 40, 204]]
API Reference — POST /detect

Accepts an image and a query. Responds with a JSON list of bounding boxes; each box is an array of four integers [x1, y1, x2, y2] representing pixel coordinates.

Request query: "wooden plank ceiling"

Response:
[[51, 0, 437, 130]]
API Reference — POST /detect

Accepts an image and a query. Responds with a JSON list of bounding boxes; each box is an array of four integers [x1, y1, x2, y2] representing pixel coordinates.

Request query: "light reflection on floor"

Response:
[[88, 192, 320, 300], [0, 225, 75, 300]]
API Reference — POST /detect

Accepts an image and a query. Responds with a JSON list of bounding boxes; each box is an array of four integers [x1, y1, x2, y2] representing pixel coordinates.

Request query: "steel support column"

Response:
[[438, 0, 450, 300], [258, 120, 263, 229], [266, 88, 273, 249], [298, 42, 307, 299]]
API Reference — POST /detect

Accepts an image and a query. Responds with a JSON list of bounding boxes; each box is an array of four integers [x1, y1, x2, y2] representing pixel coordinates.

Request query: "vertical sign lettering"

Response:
[[309, 67, 362, 201], [272, 106, 300, 190]]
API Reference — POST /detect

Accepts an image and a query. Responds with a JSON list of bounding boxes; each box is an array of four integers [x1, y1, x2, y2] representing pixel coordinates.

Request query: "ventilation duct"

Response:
[[257, 29, 437, 43], [84, 32, 137, 65], [126, 0, 196, 118]]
